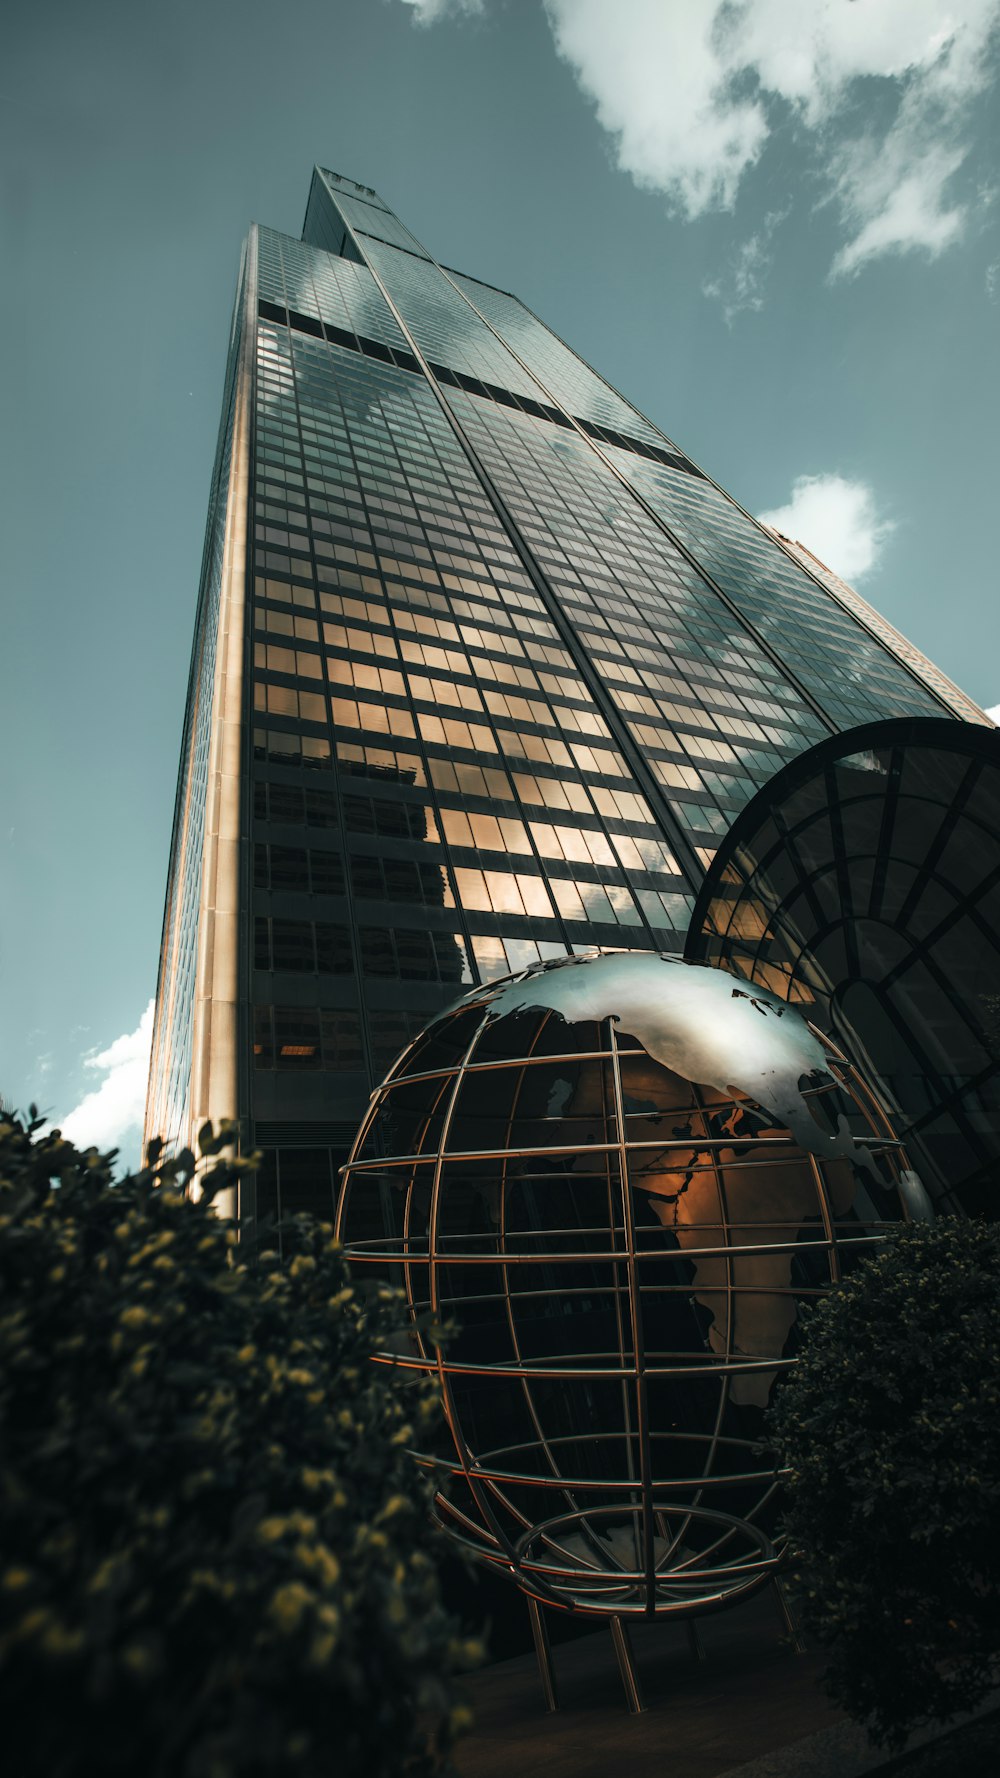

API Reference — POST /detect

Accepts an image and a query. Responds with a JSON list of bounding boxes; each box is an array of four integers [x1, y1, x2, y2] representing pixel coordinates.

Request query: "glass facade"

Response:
[[145, 165, 990, 1226]]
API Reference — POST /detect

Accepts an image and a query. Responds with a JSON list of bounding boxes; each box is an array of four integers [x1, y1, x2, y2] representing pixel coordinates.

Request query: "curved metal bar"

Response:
[[343, 1229, 893, 1264], [494, 1011, 634, 1582], [607, 1019, 656, 1612], [422, 1010, 538, 1583]]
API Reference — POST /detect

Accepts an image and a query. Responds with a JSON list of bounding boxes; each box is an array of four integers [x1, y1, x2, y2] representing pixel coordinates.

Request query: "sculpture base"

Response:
[[456, 1588, 836, 1778]]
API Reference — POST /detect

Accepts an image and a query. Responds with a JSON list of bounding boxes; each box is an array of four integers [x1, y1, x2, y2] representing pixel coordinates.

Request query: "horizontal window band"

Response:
[[258, 299, 421, 373], [254, 1121, 360, 1148], [256, 301, 702, 477]]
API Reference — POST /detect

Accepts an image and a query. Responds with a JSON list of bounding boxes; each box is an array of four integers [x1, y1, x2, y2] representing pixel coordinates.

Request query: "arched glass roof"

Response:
[[685, 718, 1000, 1216]]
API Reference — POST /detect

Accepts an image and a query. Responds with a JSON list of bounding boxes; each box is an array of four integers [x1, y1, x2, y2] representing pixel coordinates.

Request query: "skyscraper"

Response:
[[144, 166, 988, 1222]]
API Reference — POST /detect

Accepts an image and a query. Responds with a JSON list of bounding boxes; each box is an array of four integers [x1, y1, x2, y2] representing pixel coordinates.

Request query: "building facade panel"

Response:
[[145, 247, 251, 1154], [146, 167, 990, 1232]]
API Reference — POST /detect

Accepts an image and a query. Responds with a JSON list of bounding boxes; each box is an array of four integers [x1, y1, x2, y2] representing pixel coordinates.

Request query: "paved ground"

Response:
[[456, 1590, 842, 1778]]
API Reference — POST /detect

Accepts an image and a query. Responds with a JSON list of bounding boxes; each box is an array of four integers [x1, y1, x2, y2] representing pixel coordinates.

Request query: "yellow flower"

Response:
[[289, 1255, 315, 1278], [42, 1622, 85, 1659], [377, 1495, 410, 1523], [307, 1625, 339, 1668], [235, 1344, 256, 1364], [2, 1568, 32, 1591], [119, 1306, 149, 1330], [297, 1542, 340, 1588], [268, 1582, 313, 1634], [256, 1517, 290, 1544]]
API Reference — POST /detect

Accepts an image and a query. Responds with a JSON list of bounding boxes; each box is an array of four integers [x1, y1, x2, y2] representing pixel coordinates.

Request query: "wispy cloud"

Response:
[[985, 704, 1000, 723], [702, 207, 789, 323], [57, 1000, 154, 1166], [539, 0, 999, 276], [827, 105, 967, 280], [758, 473, 894, 583]]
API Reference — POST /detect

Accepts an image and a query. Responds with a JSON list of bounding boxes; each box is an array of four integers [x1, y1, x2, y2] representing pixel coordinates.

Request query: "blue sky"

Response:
[[2, 0, 998, 1163]]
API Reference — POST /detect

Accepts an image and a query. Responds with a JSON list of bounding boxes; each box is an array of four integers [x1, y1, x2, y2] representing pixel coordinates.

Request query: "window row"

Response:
[[359, 925, 472, 984], [351, 854, 454, 908], [252, 1003, 431, 1078], [254, 728, 332, 770], [253, 1004, 363, 1071], [254, 917, 352, 975], [259, 766, 672, 865], [254, 843, 344, 895], [342, 793, 439, 843]]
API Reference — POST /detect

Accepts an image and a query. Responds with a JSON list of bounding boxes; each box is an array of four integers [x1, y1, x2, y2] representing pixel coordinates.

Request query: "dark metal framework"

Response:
[[336, 979, 910, 1634], [685, 717, 1000, 1216]]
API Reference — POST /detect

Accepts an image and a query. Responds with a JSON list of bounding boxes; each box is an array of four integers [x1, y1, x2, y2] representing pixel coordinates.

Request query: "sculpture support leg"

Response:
[[609, 1617, 646, 1714], [773, 1575, 807, 1654], [686, 1618, 706, 1661], [527, 1595, 559, 1712]]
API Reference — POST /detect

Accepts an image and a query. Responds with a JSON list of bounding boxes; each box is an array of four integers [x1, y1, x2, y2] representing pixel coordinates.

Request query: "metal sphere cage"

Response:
[[336, 957, 911, 1621]]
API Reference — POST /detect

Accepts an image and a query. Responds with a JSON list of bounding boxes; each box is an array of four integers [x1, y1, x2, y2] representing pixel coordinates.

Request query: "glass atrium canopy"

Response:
[[685, 718, 1000, 1216]]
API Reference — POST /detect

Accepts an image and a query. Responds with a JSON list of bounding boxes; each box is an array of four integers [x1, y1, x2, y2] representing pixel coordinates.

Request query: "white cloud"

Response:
[[544, 1, 769, 215], [758, 473, 894, 583], [57, 1000, 154, 1164], [398, 0, 483, 24], [829, 139, 967, 279], [702, 207, 789, 322], [541, 0, 1000, 273], [987, 260, 1000, 299], [985, 704, 1000, 723]]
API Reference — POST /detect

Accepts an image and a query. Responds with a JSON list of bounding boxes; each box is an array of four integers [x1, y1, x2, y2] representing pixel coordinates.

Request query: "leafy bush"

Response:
[[0, 1115, 477, 1778], [767, 1219, 1000, 1748]]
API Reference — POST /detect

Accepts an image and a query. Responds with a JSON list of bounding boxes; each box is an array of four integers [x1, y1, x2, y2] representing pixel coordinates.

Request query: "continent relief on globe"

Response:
[[463, 954, 884, 1408]]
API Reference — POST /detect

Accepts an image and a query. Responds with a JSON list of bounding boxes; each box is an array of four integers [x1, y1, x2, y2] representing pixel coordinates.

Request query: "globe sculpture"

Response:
[[336, 953, 921, 1627]]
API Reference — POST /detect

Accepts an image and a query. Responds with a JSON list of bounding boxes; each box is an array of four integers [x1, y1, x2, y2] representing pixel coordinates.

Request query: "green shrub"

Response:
[[0, 1115, 476, 1778], [767, 1219, 1000, 1748]]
